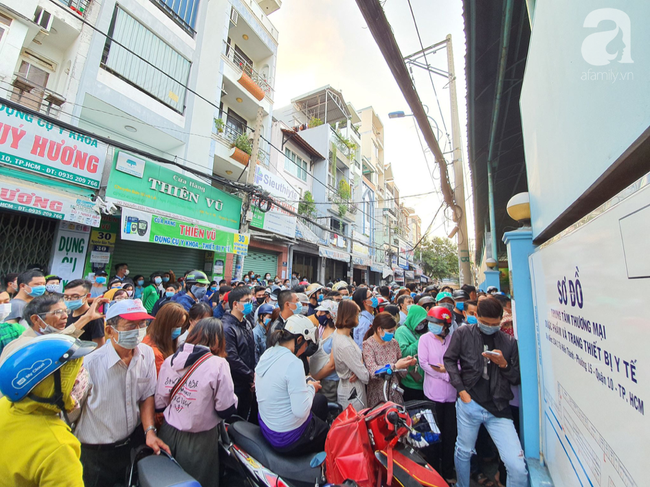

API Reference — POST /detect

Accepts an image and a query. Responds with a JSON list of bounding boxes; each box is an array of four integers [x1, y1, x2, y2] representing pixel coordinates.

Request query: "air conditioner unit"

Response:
[[230, 7, 238, 26], [33, 7, 54, 32]]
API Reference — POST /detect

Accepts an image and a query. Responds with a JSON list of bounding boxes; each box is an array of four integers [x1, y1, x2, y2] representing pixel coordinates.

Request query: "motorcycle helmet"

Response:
[[0, 335, 96, 409], [184, 270, 210, 285], [332, 281, 348, 291], [435, 291, 454, 304], [452, 290, 469, 301], [487, 286, 499, 294], [284, 314, 319, 357], [426, 306, 453, 325], [306, 283, 324, 297], [417, 296, 435, 310], [257, 303, 275, 316]]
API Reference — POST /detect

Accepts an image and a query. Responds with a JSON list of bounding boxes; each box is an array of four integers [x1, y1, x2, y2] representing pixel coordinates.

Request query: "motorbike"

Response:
[[219, 367, 448, 487], [127, 445, 200, 487]]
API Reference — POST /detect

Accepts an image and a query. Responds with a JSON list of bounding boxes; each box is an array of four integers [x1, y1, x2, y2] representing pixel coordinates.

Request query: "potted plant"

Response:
[[214, 118, 225, 133], [337, 180, 351, 217], [229, 133, 253, 165], [309, 117, 323, 128], [299, 191, 317, 219]]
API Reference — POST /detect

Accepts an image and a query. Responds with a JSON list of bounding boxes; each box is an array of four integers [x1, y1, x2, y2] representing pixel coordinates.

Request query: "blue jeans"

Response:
[[454, 398, 528, 487]]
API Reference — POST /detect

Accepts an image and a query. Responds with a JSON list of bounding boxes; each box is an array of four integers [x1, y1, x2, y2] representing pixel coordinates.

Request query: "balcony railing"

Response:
[[10, 75, 66, 119], [214, 121, 270, 165], [351, 124, 361, 139], [223, 42, 274, 100]]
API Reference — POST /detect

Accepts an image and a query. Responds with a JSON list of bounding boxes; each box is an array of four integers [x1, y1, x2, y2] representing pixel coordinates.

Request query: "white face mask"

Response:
[[0, 303, 11, 322], [124, 269, 130, 276], [37, 316, 61, 335]]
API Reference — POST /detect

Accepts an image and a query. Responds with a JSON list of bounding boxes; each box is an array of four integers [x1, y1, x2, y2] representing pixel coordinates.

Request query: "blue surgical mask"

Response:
[[242, 302, 253, 315], [137, 280, 144, 286], [154, 277, 162, 285], [96, 276, 107, 285], [411, 292, 416, 298], [478, 321, 500, 335], [162, 277, 170, 283], [112, 326, 146, 349], [293, 302, 303, 315], [191, 285, 207, 300], [406, 304, 413, 312], [317, 294, 324, 303], [171, 327, 182, 340], [66, 299, 85, 311], [27, 285, 46, 297], [466, 315, 478, 325], [370, 297, 379, 308], [244, 277, 250, 283], [456, 302, 465, 311], [381, 330, 394, 342], [428, 323, 444, 335], [211, 286, 218, 291], [165, 291, 174, 298], [263, 317, 271, 326]]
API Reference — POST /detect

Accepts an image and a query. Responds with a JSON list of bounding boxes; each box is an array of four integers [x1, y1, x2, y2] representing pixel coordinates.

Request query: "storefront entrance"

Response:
[[293, 251, 318, 283], [244, 249, 278, 280], [0, 211, 58, 276]]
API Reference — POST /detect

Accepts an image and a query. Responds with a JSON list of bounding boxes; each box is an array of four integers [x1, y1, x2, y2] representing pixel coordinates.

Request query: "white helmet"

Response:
[[284, 314, 318, 343]]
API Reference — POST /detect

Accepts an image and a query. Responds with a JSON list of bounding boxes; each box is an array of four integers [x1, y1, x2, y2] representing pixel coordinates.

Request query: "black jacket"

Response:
[[221, 311, 256, 389], [443, 324, 520, 412]]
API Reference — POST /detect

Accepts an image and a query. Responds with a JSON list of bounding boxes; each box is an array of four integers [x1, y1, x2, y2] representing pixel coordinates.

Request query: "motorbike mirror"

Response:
[[310, 451, 327, 468], [386, 410, 400, 425]]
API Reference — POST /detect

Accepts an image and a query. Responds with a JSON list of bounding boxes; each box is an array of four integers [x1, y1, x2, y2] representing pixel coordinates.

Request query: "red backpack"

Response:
[[324, 404, 378, 487]]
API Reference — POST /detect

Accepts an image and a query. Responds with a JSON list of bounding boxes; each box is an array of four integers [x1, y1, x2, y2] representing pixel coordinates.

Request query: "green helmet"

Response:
[[184, 269, 210, 285]]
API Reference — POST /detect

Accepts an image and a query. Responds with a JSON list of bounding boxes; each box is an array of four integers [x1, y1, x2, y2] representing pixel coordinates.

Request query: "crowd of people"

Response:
[[0, 263, 526, 487]]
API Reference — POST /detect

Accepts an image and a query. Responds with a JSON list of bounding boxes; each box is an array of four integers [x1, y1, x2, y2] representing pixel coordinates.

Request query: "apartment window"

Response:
[[284, 148, 308, 182], [150, 0, 200, 34], [101, 7, 191, 113], [0, 13, 11, 43], [11, 60, 50, 112]]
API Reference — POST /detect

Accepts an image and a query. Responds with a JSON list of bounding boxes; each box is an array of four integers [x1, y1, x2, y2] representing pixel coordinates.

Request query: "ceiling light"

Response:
[[242, 34, 249, 40], [236, 97, 243, 103], [225, 170, 233, 175], [50, 27, 58, 35], [124, 125, 137, 133]]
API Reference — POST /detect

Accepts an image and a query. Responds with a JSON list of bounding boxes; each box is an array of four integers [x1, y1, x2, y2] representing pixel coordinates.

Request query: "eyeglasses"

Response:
[[63, 294, 85, 301], [38, 309, 68, 317], [114, 322, 147, 332]]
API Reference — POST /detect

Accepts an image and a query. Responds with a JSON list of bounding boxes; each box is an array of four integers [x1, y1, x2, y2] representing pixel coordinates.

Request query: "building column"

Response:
[[502, 229, 538, 458], [481, 270, 501, 292]]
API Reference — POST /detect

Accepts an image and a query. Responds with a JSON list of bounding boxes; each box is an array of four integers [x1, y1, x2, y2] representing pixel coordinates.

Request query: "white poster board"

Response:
[[49, 221, 91, 286], [251, 165, 297, 238], [529, 179, 650, 487]]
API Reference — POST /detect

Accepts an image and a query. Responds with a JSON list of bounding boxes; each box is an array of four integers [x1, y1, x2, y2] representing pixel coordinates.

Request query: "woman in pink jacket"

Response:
[[418, 306, 457, 483], [155, 318, 238, 487]]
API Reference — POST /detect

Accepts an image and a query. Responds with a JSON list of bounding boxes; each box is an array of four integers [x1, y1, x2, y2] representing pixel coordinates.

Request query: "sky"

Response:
[[267, 0, 473, 244]]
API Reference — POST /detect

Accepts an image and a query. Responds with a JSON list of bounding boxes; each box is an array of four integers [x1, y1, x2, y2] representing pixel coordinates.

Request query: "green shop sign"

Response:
[[106, 151, 241, 231], [121, 207, 248, 254]]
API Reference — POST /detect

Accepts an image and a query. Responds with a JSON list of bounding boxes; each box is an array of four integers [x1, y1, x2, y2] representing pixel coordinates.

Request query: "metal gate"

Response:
[[111, 238, 206, 281], [0, 212, 57, 276], [243, 249, 278, 279]]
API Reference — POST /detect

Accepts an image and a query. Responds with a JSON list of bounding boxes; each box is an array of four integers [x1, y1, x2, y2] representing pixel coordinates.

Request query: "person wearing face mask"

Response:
[[256, 314, 328, 456], [155, 318, 237, 487], [253, 303, 275, 363], [0, 335, 96, 487], [45, 275, 62, 294], [267, 290, 301, 340], [463, 300, 479, 326], [309, 300, 339, 402], [212, 285, 232, 319], [395, 304, 428, 401], [64, 279, 106, 347], [177, 301, 213, 347], [90, 271, 108, 298], [419, 306, 457, 483], [352, 288, 378, 348], [435, 292, 458, 331], [141, 272, 164, 314], [5, 269, 47, 324], [222, 287, 256, 419], [0, 291, 24, 356], [452, 290, 470, 325], [397, 294, 414, 326], [133, 275, 146, 299], [75, 299, 170, 487], [0, 294, 106, 365], [3, 273, 18, 298], [151, 282, 182, 317], [112, 263, 130, 282], [143, 302, 188, 375], [170, 270, 210, 313], [305, 284, 323, 316], [250, 285, 267, 319], [363, 312, 417, 408], [161, 270, 175, 286], [443, 297, 525, 487]]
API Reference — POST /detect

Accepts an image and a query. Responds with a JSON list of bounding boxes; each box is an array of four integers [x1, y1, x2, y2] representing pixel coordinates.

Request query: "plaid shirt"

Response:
[[0, 322, 26, 356]]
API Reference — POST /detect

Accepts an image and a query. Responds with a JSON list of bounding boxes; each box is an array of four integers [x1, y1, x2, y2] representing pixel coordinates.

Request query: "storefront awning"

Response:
[[319, 246, 350, 263]]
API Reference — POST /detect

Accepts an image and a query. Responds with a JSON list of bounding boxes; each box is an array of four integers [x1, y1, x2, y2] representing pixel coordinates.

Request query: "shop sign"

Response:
[[49, 222, 91, 286], [0, 105, 106, 188], [405, 270, 415, 280], [353, 241, 369, 256], [394, 268, 404, 282], [251, 165, 297, 238], [319, 246, 350, 263], [370, 265, 383, 273], [0, 175, 100, 226], [120, 207, 248, 254], [106, 151, 241, 231], [84, 217, 119, 276], [352, 254, 372, 267]]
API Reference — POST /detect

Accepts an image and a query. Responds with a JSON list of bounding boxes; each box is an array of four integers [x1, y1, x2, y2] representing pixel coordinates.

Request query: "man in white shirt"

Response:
[[75, 299, 169, 487]]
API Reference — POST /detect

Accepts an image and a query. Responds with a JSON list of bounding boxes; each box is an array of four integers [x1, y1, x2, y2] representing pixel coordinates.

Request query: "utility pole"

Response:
[[235, 106, 264, 282], [445, 35, 472, 285]]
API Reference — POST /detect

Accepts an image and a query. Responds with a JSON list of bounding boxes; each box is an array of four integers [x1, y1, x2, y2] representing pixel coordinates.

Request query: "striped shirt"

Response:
[[75, 340, 156, 444]]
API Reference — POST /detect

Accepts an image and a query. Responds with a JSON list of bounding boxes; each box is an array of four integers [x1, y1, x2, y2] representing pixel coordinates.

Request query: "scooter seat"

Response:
[[229, 421, 321, 486]]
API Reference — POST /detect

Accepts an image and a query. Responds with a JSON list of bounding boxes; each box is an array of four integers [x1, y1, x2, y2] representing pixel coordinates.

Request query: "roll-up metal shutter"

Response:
[[243, 249, 278, 279], [112, 238, 206, 280]]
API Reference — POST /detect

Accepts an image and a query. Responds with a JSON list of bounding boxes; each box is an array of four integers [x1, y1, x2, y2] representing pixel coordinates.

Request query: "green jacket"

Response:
[[395, 305, 427, 390], [141, 285, 160, 313]]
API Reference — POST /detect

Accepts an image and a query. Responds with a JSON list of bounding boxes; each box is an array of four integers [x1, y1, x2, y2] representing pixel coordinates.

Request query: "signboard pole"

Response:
[[236, 106, 264, 281]]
